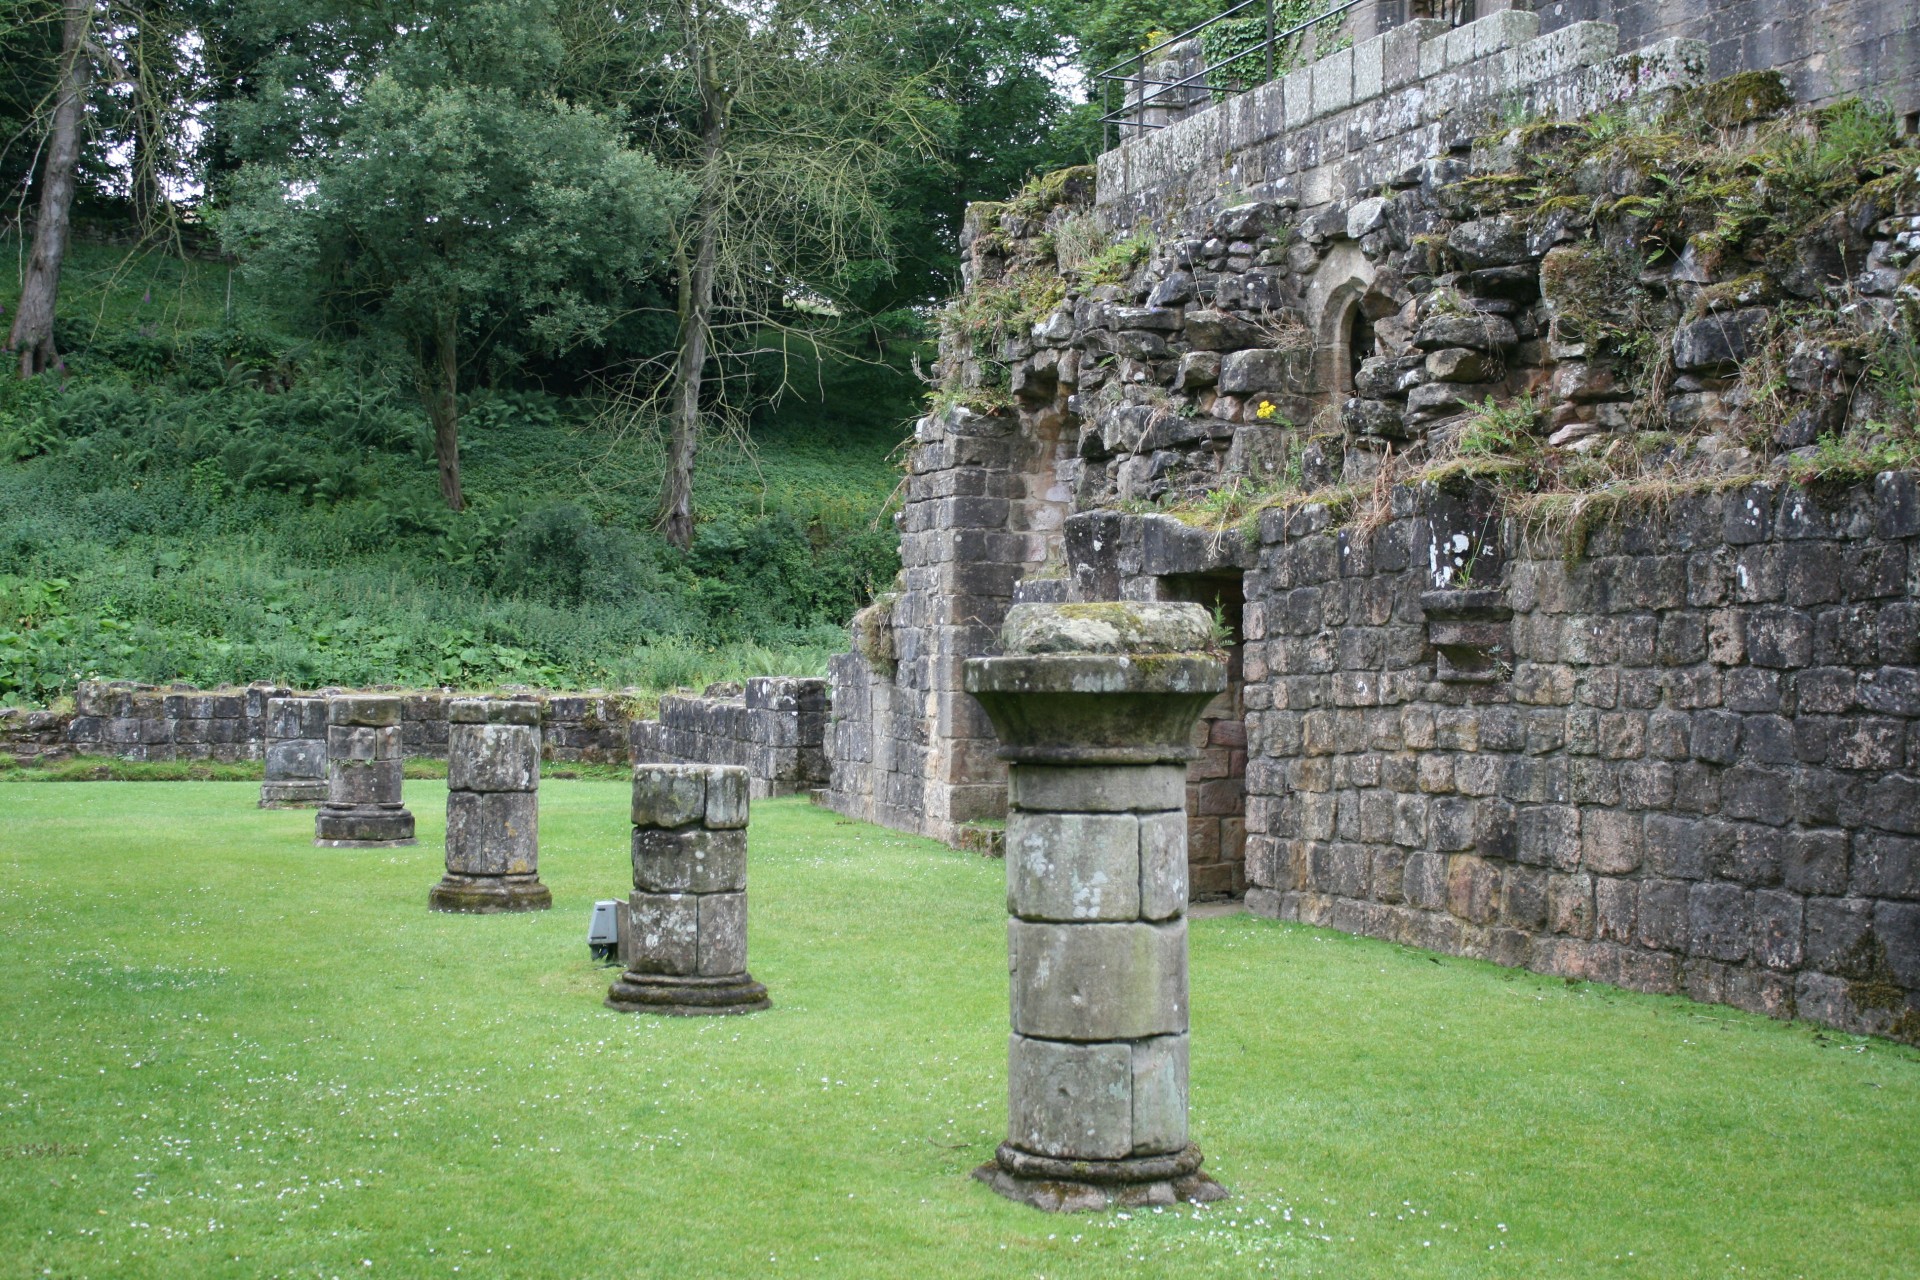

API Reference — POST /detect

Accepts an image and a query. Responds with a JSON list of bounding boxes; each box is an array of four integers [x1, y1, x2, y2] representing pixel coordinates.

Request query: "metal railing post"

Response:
[[1265, 0, 1275, 84]]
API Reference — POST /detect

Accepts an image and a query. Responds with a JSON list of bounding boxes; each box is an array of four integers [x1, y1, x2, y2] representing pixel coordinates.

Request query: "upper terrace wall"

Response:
[[1538, 0, 1919, 119], [1098, 11, 1702, 228]]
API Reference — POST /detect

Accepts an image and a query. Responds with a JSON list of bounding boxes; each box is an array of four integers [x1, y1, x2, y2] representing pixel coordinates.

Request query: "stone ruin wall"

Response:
[[825, 1, 1920, 1035], [630, 677, 830, 799], [14, 680, 826, 797]]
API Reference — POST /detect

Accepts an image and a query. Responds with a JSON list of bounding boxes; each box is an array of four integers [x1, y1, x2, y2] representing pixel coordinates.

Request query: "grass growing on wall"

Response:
[[2, 784, 1917, 1277]]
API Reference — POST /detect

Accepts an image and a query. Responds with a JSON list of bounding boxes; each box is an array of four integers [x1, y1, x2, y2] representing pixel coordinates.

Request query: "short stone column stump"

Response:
[[430, 698, 549, 912], [606, 764, 769, 1016], [313, 694, 416, 847], [260, 695, 328, 808], [964, 601, 1229, 1212]]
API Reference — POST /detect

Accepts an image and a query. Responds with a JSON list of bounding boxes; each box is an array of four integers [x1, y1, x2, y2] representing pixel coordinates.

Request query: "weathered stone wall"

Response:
[[823, 0, 1920, 1036], [58, 682, 631, 764], [0, 706, 76, 760], [1220, 476, 1920, 1040], [1097, 12, 1702, 231], [61, 681, 286, 762], [1539, 0, 1919, 118], [629, 677, 829, 799]]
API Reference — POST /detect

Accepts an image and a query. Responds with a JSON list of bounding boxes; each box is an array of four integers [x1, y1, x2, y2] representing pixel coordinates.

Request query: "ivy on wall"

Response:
[[1197, 1, 1343, 97]]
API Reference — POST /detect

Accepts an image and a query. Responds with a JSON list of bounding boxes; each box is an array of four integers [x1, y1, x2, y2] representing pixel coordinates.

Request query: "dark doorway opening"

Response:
[[1159, 571, 1247, 901]]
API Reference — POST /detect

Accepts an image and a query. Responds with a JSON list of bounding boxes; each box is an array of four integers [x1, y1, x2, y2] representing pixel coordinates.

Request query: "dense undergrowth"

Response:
[[0, 234, 913, 705]]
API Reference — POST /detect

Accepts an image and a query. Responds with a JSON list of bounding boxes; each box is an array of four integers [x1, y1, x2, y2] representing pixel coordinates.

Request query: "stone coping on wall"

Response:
[[1097, 11, 1707, 223]]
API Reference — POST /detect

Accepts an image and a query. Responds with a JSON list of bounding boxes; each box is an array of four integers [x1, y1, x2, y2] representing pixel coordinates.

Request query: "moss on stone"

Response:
[[1679, 70, 1793, 129]]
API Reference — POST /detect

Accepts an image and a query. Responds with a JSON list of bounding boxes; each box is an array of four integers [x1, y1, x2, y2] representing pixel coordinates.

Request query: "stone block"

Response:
[[445, 791, 539, 876], [1688, 883, 1751, 962], [1007, 1034, 1133, 1160], [1007, 811, 1142, 922], [266, 738, 326, 782], [1382, 21, 1429, 87], [448, 697, 542, 726], [448, 723, 539, 793], [1351, 34, 1385, 101], [1581, 809, 1642, 874], [1138, 811, 1188, 922], [328, 723, 400, 762], [626, 890, 702, 976], [1751, 889, 1805, 970], [632, 764, 707, 829], [1547, 872, 1594, 938], [1009, 920, 1187, 1041], [633, 826, 748, 894], [1311, 48, 1352, 118], [1009, 764, 1186, 813], [1129, 1033, 1189, 1156], [1852, 832, 1920, 900], [314, 806, 415, 844], [267, 697, 327, 740], [327, 694, 401, 727], [330, 758, 403, 806], [698, 893, 748, 976]]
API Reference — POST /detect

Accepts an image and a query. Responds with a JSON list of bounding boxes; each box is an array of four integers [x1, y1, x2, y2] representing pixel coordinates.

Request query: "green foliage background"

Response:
[[0, 237, 910, 703]]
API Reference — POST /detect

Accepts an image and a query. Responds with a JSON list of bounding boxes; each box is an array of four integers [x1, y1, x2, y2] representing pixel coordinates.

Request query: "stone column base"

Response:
[[428, 874, 551, 913], [973, 1142, 1227, 1213], [260, 781, 328, 808], [314, 806, 416, 847], [605, 971, 769, 1016]]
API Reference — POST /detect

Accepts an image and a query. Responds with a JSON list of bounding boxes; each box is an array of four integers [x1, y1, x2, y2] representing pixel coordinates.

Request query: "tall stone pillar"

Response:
[[260, 695, 328, 808], [314, 694, 416, 847], [430, 698, 549, 912], [607, 764, 769, 1016], [963, 602, 1228, 1212]]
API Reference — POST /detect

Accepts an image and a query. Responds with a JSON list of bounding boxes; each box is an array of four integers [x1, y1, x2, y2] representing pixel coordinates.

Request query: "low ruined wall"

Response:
[[61, 682, 285, 762], [56, 682, 633, 763], [1231, 477, 1920, 1040], [630, 677, 829, 799], [0, 706, 80, 761]]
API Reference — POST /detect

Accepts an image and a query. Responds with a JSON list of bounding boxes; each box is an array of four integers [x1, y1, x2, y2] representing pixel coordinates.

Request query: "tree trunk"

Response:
[[9, 0, 93, 378], [657, 24, 729, 552], [416, 313, 464, 511]]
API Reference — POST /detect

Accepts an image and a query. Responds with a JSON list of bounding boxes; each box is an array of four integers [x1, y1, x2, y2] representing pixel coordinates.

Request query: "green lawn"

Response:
[[1, 783, 1916, 1278]]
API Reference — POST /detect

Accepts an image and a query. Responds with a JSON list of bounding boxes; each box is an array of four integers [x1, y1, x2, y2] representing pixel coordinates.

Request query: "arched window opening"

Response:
[[1348, 306, 1376, 391]]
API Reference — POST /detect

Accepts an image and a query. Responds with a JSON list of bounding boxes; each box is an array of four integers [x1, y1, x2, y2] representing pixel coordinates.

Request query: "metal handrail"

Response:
[[1097, 0, 1366, 146], [1094, 0, 1479, 147]]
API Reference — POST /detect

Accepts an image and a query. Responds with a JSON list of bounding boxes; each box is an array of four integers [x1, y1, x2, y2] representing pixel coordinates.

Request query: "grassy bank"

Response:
[[1, 237, 915, 705], [1, 784, 1916, 1277]]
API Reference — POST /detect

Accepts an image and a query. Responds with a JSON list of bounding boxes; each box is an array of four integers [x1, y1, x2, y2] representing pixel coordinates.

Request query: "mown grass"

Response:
[[1, 785, 1917, 1278]]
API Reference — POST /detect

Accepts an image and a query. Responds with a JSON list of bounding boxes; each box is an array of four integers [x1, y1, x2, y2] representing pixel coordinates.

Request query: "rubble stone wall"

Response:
[[630, 677, 829, 799]]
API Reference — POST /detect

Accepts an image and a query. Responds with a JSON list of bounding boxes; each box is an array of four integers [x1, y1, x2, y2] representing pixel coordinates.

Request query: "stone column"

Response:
[[607, 764, 769, 1016], [963, 601, 1228, 1212], [259, 695, 328, 808], [430, 698, 549, 912], [313, 694, 416, 847]]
